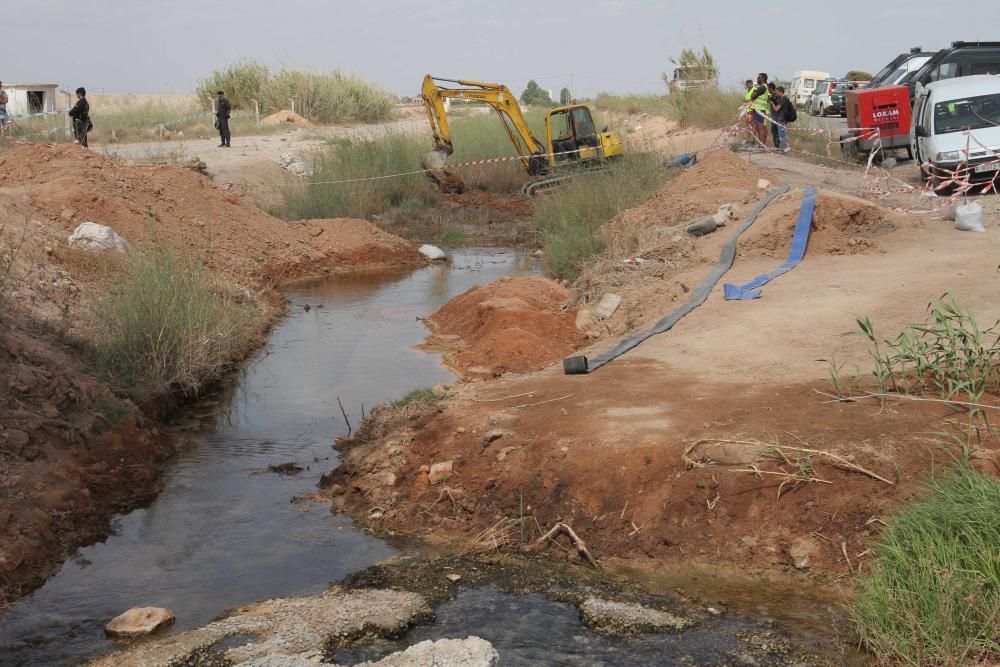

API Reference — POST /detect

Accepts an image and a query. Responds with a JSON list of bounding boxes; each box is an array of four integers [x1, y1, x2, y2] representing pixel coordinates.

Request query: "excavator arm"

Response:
[[421, 75, 550, 176]]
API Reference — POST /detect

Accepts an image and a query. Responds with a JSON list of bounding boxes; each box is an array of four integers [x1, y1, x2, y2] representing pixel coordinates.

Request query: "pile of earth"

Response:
[[260, 110, 313, 128], [424, 276, 584, 378], [0, 143, 421, 288]]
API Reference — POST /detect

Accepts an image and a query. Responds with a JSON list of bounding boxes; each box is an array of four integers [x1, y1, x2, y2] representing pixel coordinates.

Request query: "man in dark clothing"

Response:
[[216, 90, 231, 148], [770, 86, 794, 152], [68, 87, 90, 147]]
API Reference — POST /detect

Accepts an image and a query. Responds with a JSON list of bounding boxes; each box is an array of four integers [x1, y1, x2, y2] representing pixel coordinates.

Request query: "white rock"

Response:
[[419, 244, 447, 261], [68, 222, 129, 253], [594, 293, 623, 320], [428, 460, 454, 484], [358, 637, 499, 667], [236, 656, 321, 667], [105, 606, 174, 637], [756, 178, 772, 190]]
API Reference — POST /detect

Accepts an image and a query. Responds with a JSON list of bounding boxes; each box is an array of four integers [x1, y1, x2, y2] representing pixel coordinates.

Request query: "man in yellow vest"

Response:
[[748, 72, 770, 147]]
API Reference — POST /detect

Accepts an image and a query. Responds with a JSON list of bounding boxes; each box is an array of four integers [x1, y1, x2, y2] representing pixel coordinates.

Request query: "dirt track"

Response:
[[328, 146, 1000, 578]]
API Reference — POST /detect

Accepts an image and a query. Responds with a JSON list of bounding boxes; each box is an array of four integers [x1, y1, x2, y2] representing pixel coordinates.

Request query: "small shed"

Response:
[[1, 83, 61, 118]]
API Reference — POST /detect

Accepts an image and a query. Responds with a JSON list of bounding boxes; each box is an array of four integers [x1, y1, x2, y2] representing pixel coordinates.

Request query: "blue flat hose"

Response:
[[562, 184, 790, 375], [724, 186, 816, 300]]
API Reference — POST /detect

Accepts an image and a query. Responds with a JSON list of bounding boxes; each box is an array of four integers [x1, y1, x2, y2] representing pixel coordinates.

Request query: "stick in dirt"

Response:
[[523, 522, 600, 569], [336, 396, 352, 436]]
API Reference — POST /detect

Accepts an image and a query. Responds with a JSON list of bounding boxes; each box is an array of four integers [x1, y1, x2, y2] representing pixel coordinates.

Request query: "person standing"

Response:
[[216, 90, 231, 148], [743, 79, 755, 142], [766, 82, 780, 148], [770, 86, 794, 153], [748, 73, 770, 147], [68, 87, 91, 147], [0, 82, 9, 137]]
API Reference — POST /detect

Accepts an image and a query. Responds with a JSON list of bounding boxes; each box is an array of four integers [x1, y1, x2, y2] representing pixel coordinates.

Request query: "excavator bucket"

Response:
[[421, 147, 465, 194]]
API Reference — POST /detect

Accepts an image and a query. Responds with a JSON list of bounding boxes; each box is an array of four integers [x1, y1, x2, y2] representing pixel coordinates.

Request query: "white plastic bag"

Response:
[[954, 202, 984, 233]]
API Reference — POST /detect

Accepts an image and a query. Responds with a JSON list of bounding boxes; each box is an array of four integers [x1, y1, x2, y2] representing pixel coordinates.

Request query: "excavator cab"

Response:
[[545, 105, 623, 167]]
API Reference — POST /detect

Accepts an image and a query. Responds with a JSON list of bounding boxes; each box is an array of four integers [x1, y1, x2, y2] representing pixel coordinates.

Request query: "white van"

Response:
[[911, 75, 1000, 188], [790, 70, 830, 107]]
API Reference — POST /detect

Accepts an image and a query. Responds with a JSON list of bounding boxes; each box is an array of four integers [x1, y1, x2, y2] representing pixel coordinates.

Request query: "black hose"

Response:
[[563, 184, 791, 375]]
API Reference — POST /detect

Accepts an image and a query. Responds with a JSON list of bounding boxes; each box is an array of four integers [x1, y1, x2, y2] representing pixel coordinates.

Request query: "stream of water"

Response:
[[0, 248, 861, 666]]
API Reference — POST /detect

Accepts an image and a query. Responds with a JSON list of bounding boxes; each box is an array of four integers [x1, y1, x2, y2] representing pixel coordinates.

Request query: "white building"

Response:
[[1, 83, 61, 118]]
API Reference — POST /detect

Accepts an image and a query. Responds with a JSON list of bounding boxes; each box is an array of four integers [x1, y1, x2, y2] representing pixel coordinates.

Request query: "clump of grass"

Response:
[[92, 245, 261, 401], [274, 132, 439, 220], [663, 88, 744, 129], [393, 387, 439, 408], [440, 228, 466, 246], [197, 60, 395, 124], [852, 465, 1000, 665], [849, 296, 1000, 403], [534, 153, 666, 281]]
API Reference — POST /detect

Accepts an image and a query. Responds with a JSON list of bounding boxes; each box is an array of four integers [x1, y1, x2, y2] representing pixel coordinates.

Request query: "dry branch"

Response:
[[523, 522, 600, 568], [462, 518, 518, 555]]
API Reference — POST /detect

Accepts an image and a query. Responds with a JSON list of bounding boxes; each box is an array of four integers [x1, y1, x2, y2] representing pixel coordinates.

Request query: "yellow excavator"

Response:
[[420, 75, 625, 196]]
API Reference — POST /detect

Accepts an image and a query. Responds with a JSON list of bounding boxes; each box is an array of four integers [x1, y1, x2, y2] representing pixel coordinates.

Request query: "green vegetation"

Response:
[[846, 70, 874, 81], [520, 80, 552, 107], [663, 88, 744, 129], [447, 108, 547, 193], [196, 60, 396, 123], [534, 154, 666, 280], [393, 387, 439, 408], [92, 245, 260, 401], [849, 296, 1000, 403], [440, 228, 467, 246], [274, 132, 437, 220], [852, 465, 1000, 665]]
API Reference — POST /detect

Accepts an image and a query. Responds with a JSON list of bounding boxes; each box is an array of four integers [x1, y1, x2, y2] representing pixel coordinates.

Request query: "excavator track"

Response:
[[520, 164, 616, 197]]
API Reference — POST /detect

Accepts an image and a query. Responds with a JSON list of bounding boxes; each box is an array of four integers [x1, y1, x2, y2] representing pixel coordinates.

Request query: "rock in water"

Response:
[[68, 222, 129, 253], [357, 637, 499, 666], [578, 597, 690, 634], [105, 606, 175, 637], [419, 244, 447, 261]]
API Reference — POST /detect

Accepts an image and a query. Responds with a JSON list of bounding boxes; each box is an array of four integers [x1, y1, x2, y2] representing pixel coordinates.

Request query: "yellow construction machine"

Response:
[[420, 75, 624, 196]]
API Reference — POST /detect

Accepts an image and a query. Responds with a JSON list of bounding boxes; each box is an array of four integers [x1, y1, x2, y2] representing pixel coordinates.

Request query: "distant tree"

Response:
[[559, 87, 572, 105], [846, 70, 873, 81], [663, 47, 720, 89], [520, 80, 552, 106]]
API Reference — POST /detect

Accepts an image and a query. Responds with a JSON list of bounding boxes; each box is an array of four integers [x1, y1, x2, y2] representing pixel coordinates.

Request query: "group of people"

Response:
[[0, 83, 233, 148], [743, 72, 796, 153]]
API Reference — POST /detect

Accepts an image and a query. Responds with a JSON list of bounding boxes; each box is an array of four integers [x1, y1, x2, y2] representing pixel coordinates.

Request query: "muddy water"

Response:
[[0, 249, 541, 667]]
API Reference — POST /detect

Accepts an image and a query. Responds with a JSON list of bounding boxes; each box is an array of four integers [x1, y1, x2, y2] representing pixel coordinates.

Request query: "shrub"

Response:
[[534, 153, 666, 281], [195, 60, 271, 111], [92, 246, 260, 400], [196, 60, 395, 123], [594, 93, 669, 116], [852, 465, 1000, 665], [663, 88, 744, 129], [393, 387, 439, 408], [446, 109, 547, 193], [274, 132, 438, 220]]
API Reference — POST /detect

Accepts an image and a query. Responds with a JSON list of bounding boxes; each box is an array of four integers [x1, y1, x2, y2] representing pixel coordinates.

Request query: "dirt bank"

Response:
[[0, 142, 424, 614], [423, 276, 584, 379], [325, 145, 1000, 582]]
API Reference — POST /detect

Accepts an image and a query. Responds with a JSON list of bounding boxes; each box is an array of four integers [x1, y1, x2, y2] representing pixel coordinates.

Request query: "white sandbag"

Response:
[[954, 201, 984, 232], [419, 244, 447, 260]]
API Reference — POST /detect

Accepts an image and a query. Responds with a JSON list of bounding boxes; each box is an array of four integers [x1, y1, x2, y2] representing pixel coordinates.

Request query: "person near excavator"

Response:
[[68, 87, 91, 148], [216, 90, 231, 148]]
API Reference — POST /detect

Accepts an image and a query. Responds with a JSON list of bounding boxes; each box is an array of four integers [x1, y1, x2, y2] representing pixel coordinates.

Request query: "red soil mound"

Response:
[[0, 143, 420, 286], [426, 276, 584, 378]]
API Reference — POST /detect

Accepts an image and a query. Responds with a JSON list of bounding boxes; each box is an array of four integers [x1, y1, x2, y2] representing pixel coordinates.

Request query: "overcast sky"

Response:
[[6, 0, 999, 98]]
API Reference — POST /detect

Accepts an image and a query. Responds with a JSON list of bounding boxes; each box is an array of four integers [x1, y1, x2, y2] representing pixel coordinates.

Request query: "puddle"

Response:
[[0, 249, 541, 667]]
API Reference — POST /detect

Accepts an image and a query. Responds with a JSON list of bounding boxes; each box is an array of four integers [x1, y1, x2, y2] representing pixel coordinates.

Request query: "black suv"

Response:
[[901, 41, 1000, 100], [829, 82, 855, 117]]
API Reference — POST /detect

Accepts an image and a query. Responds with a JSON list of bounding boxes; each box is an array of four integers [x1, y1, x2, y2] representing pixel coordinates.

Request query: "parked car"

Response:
[[790, 70, 830, 107], [829, 82, 856, 116], [902, 41, 1000, 101], [911, 74, 1000, 188], [808, 79, 843, 116]]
